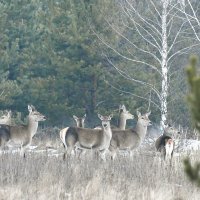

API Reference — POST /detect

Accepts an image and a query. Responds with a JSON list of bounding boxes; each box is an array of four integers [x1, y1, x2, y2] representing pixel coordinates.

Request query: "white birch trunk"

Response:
[[160, 0, 169, 131]]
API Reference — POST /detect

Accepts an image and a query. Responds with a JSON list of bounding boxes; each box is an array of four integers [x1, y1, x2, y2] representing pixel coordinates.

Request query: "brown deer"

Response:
[[118, 104, 134, 130], [64, 114, 113, 159], [0, 105, 46, 155], [155, 124, 179, 163], [94, 104, 133, 130], [59, 114, 86, 149], [110, 111, 151, 159], [0, 110, 12, 125]]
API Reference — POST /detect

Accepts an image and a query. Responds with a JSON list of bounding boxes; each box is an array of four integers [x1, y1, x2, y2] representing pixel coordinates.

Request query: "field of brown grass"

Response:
[[0, 128, 200, 200]]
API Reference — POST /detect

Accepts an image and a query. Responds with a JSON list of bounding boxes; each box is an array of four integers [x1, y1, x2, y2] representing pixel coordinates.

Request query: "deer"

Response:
[[155, 124, 179, 163], [0, 105, 46, 155], [64, 114, 113, 160], [0, 110, 12, 125], [59, 114, 86, 149], [94, 104, 134, 130], [109, 111, 151, 159], [117, 104, 134, 130]]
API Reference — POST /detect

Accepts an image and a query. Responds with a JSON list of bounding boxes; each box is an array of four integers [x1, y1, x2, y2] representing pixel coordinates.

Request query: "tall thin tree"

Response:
[[95, 0, 197, 129]]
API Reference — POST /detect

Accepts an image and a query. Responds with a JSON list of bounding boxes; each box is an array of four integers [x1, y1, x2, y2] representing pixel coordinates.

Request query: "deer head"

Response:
[[28, 105, 46, 122]]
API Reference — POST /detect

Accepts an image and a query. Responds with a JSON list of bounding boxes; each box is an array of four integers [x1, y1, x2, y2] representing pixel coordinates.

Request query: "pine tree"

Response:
[[184, 56, 200, 187], [0, 1, 22, 108]]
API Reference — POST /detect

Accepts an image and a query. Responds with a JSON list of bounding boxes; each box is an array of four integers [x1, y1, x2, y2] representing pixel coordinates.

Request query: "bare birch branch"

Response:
[[104, 79, 161, 111], [105, 55, 162, 100], [124, 0, 162, 36], [104, 18, 162, 65], [92, 28, 161, 74]]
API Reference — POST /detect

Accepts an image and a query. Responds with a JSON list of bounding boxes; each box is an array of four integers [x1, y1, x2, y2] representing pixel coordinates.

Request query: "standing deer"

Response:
[[0, 105, 46, 155], [0, 110, 12, 125], [155, 135, 174, 164], [59, 114, 86, 149], [64, 114, 113, 159], [95, 104, 133, 130], [118, 104, 134, 130], [155, 124, 179, 163], [109, 111, 151, 159]]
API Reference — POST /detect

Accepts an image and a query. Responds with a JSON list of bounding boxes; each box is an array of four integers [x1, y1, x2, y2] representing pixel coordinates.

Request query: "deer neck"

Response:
[[76, 121, 84, 128], [102, 124, 112, 137], [118, 114, 126, 130], [79, 123, 84, 128], [135, 122, 148, 139], [27, 116, 39, 137]]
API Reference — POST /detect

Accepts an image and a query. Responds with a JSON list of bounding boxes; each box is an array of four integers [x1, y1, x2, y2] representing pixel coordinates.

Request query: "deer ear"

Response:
[[29, 105, 36, 112], [137, 111, 141, 117], [109, 114, 113, 119], [98, 114, 103, 120], [83, 114, 86, 119], [122, 104, 126, 111], [146, 111, 151, 116], [121, 104, 126, 110], [73, 115, 78, 121], [28, 105, 33, 113]]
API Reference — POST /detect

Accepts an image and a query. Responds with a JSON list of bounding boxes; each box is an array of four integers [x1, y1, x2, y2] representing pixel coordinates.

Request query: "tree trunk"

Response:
[[90, 74, 97, 115], [85, 74, 97, 127], [160, 0, 169, 131]]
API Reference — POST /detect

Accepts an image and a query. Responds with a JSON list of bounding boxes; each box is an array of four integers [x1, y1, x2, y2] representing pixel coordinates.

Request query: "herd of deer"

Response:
[[0, 104, 178, 162]]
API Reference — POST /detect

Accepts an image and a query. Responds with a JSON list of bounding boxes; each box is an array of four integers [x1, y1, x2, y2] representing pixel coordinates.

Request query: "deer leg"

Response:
[[109, 146, 117, 160], [0, 134, 10, 154], [100, 149, 107, 161], [129, 149, 133, 158], [20, 145, 25, 158], [111, 151, 117, 160], [160, 146, 166, 166], [0, 138, 5, 154], [63, 146, 72, 160], [169, 150, 174, 167], [21, 140, 31, 158], [63, 135, 77, 160], [62, 142, 67, 150], [77, 148, 86, 159]]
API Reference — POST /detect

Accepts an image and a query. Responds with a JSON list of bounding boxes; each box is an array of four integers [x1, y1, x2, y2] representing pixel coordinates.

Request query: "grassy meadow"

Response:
[[0, 128, 200, 200]]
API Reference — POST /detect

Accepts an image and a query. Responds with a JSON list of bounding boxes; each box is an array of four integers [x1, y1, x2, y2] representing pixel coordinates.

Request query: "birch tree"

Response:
[[176, 0, 200, 42], [95, 0, 197, 130]]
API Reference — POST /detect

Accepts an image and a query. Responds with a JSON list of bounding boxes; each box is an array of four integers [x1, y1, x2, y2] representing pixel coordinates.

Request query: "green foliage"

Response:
[[185, 55, 200, 187], [0, 71, 21, 106], [186, 56, 200, 132], [184, 158, 200, 187], [0, 0, 128, 126], [0, 0, 193, 127]]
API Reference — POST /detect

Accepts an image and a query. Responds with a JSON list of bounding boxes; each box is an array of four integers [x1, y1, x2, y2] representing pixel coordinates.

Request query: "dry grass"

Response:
[[0, 128, 200, 200], [0, 146, 200, 200]]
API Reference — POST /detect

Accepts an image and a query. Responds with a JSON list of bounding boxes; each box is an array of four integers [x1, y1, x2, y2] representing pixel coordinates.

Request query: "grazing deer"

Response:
[[0, 110, 12, 125], [155, 135, 174, 164], [118, 104, 134, 130], [64, 114, 113, 159], [155, 124, 178, 163], [109, 111, 151, 159], [59, 114, 86, 149], [0, 105, 46, 154]]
